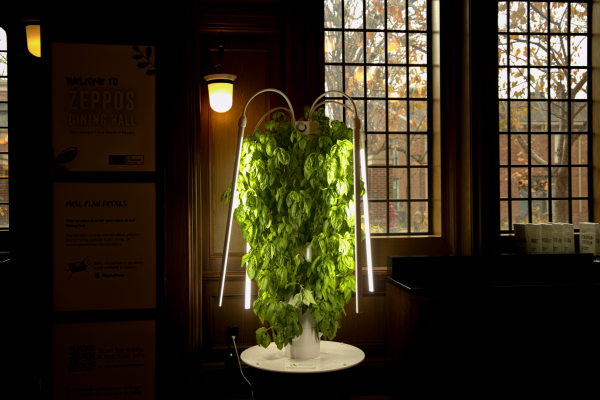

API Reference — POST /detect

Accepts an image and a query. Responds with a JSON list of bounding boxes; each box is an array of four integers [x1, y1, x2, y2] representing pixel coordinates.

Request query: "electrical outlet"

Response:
[[228, 326, 239, 342]]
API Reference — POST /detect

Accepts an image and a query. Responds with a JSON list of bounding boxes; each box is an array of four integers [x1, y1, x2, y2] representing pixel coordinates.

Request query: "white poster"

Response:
[[52, 43, 155, 171], [53, 182, 156, 311], [52, 320, 156, 400]]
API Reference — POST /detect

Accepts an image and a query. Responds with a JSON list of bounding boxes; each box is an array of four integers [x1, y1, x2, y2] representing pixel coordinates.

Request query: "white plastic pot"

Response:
[[284, 242, 321, 360]]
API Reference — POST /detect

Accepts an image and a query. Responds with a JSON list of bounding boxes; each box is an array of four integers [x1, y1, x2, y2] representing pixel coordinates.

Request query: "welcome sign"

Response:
[[52, 43, 155, 171]]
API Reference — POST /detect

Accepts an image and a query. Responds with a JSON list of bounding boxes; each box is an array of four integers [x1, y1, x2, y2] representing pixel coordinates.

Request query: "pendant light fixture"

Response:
[[203, 32, 236, 113], [22, 17, 41, 57]]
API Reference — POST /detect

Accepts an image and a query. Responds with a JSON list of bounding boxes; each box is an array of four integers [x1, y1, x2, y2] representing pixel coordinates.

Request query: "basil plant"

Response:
[[221, 107, 364, 350]]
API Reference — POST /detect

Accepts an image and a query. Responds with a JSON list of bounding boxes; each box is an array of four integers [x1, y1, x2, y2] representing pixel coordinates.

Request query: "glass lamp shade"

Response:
[[205, 74, 236, 113], [23, 20, 41, 57]]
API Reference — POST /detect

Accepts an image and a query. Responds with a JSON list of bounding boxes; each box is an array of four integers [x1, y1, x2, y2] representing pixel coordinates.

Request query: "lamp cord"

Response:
[[232, 336, 254, 400]]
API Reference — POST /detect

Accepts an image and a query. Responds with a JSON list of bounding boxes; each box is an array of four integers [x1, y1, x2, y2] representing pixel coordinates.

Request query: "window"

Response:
[[498, 1, 591, 231], [0, 27, 7, 229], [324, 0, 432, 235]]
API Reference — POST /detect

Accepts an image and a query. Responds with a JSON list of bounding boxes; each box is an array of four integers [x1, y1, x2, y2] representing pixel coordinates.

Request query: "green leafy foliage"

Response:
[[222, 108, 365, 350]]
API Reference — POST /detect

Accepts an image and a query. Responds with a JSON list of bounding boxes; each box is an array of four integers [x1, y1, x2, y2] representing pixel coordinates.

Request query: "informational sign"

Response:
[[52, 43, 155, 171], [53, 182, 156, 311], [52, 320, 155, 400]]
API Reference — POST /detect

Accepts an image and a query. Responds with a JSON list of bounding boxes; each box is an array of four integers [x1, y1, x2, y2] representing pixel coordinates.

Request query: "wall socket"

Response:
[[228, 326, 239, 342]]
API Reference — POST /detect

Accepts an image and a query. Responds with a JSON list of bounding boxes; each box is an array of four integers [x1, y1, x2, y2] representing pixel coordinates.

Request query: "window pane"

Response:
[[345, 99, 364, 130], [500, 134, 508, 164], [366, 0, 385, 30], [531, 101, 548, 131], [550, 102, 567, 131], [531, 167, 549, 197], [389, 134, 407, 165], [571, 167, 588, 197], [410, 134, 427, 165], [571, 102, 587, 132], [500, 168, 509, 198], [511, 134, 528, 165], [498, 68, 508, 99], [0, 28, 6, 51], [570, 36, 587, 66], [325, 31, 342, 63], [530, 2, 548, 32], [387, 33, 406, 64], [0, 203, 8, 228], [498, 35, 508, 65], [0, 103, 7, 127], [570, 3, 587, 34], [325, 99, 344, 124], [0, 128, 7, 152], [325, 0, 342, 28], [389, 202, 407, 233], [409, 101, 427, 132], [407, 0, 427, 31], [408, 33, 427, 64], [512, 200, 529, 225], [0, 154, 7, 177], [532, 200, 549, 223], [571, 134, 587, 164], [571, 69, 587, 99], [410, 168, 427, 199], [388, 100, 407, 131], [0, 179, 7, 202], [367, 134, 386, 166], [509, 35, 527, 65], [388, 66, 407, 98], [368, 168, 387, 199], [389, 168, 407, 199], [387, 0, 406, 30], [510, 102, 527, 132], [509, 2, 528, 33], [366, 32, 385, 63], [498, 2, 508, 32], [509, 68, 527, 99], [550, 134, 567, 164], [571, 200, 588, 230], [530, 35, 548, 66], [369, 202, 387, 233], [552, 200, 568, 223], [345, 31, 364, 63], [345, 66, 364, 97], [549, 2, 568, 33], [410, 202, 428, 232], [408, 67, 427, 98], [367, 100, 386, 131], [499, 101, 508, 131], [367, 66, 385, 98], [549, 36, 567, 65], [500, 200, 509, 230], [511, 167, 528, 198], [531, 134, 548, 164], [530, 69, 548, 99], [325, 65, 343, 96], [344, 0, 364, 29]]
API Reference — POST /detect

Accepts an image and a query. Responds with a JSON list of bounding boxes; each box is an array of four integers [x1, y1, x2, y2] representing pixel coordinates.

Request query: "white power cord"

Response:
[[231, 336, 254, 400]]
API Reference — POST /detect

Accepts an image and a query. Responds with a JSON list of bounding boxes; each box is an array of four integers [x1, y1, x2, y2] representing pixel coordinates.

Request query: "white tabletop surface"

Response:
[[240, 341, 365, 373]]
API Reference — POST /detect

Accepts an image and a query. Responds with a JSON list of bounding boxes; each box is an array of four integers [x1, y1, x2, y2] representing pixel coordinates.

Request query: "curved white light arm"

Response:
[[253, 107, 294, 134], [308, 90, 364, 313], [218, 89, 296, 307], [312, 100, 374, 294]]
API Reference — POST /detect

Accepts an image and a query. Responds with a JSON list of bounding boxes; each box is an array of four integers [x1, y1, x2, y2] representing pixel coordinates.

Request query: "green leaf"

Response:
[[304, 290, 316, 305], [292, 293, 303, 308]]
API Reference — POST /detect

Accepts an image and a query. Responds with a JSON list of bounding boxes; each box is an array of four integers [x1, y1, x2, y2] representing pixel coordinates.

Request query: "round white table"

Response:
[[240, 341, 365, 399]]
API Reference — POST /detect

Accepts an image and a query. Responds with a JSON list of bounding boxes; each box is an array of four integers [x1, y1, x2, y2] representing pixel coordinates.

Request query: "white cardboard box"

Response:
[[513, 223, 530, 254], [563, 224, 575, 254], [552, 223, 565, 254], [540, 223, 553, 254], [579, 222, 596, 255], [526, 224, 542, 254]]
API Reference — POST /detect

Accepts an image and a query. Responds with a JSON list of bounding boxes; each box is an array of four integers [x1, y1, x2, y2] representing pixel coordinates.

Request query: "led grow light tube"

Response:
[[218, 89, 295, 307], [311, 100, 374, 293], [308, 91, 369, 313], [245, 242, 251, 309]]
